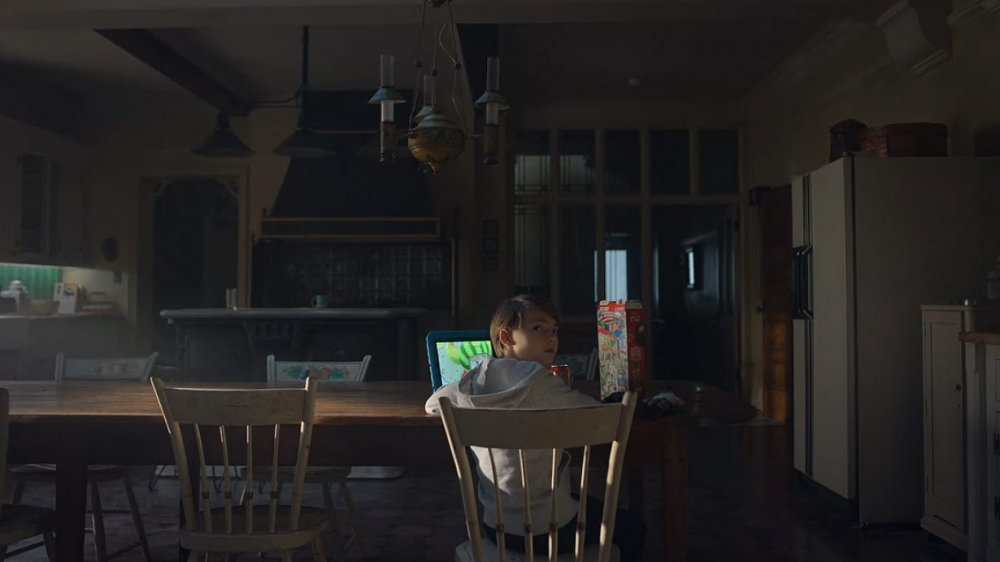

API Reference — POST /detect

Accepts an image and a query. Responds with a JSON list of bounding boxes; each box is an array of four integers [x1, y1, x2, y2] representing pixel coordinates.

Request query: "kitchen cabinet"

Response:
[[921, 305, 1000, 550], [12, 152, 86, 263], [960, 333, 1000, 562], [985, 343, 1000, 562]]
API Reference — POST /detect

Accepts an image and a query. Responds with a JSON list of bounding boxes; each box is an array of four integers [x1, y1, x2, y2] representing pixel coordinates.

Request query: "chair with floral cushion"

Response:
[[257, 354, 372, 560], [8, 352, 157, 562]]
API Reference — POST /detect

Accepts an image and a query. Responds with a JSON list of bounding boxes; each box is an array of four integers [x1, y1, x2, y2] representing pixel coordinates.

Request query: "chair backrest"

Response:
[[266, 354, 371, 386], [552, 348, 599, 381], [439, 391, 638, 562], [150, 377, 319, 534], [55, 352, 159, 382]]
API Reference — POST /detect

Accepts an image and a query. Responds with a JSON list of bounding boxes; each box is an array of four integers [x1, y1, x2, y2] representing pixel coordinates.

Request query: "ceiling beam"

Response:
[[96, 28, 253, 115], [1, 1, 896, 29]]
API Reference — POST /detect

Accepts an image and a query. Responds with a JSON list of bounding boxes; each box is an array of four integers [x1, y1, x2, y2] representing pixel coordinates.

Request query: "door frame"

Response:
[[134, 169, 249, 353]]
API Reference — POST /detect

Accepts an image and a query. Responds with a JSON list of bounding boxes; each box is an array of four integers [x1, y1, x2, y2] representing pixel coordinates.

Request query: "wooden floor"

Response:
[[7, 424, 962, 561]]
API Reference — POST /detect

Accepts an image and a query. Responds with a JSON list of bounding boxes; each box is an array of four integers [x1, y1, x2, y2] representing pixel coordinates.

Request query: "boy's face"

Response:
[[500, 308, 559, 366]]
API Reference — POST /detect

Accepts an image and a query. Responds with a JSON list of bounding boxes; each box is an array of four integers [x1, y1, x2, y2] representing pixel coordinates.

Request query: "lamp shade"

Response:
[[191, 113, 255, 157], [273, 111, 335, 158]]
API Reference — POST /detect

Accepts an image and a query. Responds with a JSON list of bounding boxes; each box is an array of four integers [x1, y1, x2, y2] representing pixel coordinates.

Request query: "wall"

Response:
[[739, 5, 1000, 409]]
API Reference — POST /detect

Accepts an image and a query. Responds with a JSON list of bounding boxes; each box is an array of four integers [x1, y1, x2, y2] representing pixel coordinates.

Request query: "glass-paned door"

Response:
[[698, 129, 739, 194], [513, 205, 549, 294], [558, 205, 596, 315], [604, 206, 641, 301], [604, 130, 640, 194], [514, 131, 550, 195], [559, 130, 595, 193], [651, 130, 690, 194]]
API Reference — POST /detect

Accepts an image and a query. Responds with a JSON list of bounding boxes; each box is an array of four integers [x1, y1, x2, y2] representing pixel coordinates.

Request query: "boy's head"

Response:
[[490, 294, 560, 366]]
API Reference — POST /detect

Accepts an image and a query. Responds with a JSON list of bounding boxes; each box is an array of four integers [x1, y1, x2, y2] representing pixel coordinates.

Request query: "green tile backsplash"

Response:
[[0, 263, 62, 301]]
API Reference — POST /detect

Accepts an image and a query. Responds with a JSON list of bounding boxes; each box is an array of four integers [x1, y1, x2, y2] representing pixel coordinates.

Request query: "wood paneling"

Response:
[[760, 185, 792, 423]]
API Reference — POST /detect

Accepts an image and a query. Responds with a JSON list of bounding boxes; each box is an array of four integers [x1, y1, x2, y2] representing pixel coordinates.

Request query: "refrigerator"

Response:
[[791, 155, 1000, 524]]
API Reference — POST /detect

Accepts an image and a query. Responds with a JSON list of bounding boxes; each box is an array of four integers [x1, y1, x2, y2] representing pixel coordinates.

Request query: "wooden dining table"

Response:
[[0, 379, 755, 562]]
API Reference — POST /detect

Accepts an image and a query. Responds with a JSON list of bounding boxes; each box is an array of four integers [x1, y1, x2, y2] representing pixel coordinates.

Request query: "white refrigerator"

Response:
[[791, 155, 1000, 524]]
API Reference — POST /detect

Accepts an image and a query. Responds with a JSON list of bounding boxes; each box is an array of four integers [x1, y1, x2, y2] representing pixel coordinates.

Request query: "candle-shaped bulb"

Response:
[[380, 100, 394, 123], [485, 56, 500, 91], [379, 54, 395, 87], [422, 75, 437, 106]]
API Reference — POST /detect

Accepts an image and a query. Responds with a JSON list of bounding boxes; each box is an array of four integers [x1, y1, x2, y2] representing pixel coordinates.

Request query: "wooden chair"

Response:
[[262, 355, 371, 559], [150, 376, 330, 561], [438, 392, 638, 562], [0, 388, 55, 561], [8, 352, 158, 562]]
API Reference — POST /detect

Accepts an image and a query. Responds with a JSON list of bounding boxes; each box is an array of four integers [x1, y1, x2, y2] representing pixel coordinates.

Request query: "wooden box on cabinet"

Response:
[[921, 304, 1000, 550]]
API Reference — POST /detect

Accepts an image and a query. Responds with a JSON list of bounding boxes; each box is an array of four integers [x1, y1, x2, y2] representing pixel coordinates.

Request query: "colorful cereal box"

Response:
[[596, 299, 645, 400]]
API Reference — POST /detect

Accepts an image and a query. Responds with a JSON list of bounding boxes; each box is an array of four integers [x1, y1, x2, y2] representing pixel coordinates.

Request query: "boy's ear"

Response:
[[498, 328, 515, 348]]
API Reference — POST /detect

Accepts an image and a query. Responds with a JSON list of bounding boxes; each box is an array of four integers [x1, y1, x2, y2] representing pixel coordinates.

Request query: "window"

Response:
[[604, 249, 629, 301], [514, 131, 549, 195], [510, 127, 739, 318]]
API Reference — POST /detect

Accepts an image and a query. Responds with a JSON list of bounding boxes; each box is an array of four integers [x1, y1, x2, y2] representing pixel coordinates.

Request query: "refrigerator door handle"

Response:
[[793, 245, 813, 319]]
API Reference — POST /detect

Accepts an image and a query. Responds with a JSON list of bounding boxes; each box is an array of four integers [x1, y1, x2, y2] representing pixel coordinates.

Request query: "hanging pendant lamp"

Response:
[[191, 112, 255, 158], [274, 26, 334, 158]]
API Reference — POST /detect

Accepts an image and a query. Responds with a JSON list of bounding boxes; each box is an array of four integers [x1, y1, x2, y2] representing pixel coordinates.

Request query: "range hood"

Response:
[[262, 90, 436, 239]]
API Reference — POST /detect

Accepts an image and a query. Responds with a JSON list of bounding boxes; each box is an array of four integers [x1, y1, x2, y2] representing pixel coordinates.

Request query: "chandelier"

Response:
[[368, 0, 509, 173]]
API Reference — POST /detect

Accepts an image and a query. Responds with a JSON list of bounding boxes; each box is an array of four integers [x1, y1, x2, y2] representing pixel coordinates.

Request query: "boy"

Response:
[[426, 294, 645, 561]]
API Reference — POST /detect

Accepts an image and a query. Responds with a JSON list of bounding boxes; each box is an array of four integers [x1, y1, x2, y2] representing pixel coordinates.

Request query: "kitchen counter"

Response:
[[0, 313, 124, 321], [159, 307, 429, 381], [0, 314, 129, 379], [959, 331, 1000, 346]]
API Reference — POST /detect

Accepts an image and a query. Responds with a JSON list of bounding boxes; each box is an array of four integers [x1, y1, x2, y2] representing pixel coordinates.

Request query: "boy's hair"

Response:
[[489, 294, 560, 356]]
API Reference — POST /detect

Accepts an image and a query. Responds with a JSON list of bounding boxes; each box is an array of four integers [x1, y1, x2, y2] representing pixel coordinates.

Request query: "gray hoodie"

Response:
[[426, 357, 598, 535]]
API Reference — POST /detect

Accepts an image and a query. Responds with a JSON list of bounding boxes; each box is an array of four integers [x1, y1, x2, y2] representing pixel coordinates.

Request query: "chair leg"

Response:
[[147, 464, 166, 492], [311, 536, 328, 562], [321, 481, 336, 520], [121, 469, 153, 562], [43, 531, 55, 562], [338, 480, 365, 560], [11, 480, 25, 504], [89, 479, 110, 562]]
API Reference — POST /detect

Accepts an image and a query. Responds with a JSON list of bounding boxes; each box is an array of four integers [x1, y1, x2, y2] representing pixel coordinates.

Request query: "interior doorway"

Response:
[[149, 178, 239, 364], [651, 204, 739, 393]]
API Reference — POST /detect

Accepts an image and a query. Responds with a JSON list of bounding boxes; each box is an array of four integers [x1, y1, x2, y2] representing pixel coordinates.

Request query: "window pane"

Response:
[[559, 130, 595, 193], [605, 130, 639, 193], [651, 130, 690, 194], [514, 205, 549, 293], [514, 130, 549, 195], [698, 129, 739, 194], [559, 205, 595, 314], [605, 206, 641, 301]]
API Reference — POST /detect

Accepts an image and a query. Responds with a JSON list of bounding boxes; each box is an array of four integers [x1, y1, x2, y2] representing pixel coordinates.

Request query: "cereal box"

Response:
[[596, 299, 645, 400]]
